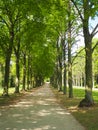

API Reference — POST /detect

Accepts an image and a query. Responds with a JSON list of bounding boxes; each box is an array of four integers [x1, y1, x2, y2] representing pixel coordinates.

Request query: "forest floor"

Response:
[[0, 83, 85, 130]]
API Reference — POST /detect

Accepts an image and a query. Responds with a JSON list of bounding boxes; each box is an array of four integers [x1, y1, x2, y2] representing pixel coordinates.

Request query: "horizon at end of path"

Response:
[[0, 83, 85, 130]]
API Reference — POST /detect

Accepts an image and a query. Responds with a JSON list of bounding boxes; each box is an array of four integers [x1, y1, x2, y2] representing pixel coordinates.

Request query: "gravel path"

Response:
[[0, 83, 85, 130]]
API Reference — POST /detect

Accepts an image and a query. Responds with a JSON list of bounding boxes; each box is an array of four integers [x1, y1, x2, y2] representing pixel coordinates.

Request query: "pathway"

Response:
[[0, 83, 85, 130]]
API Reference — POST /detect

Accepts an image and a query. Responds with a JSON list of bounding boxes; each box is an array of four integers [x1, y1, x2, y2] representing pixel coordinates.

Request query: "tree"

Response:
[[71, 0, 98, 106], [0, 0, 16, 95], [0, 0, 28, 95], [92, 38, 98, 87]]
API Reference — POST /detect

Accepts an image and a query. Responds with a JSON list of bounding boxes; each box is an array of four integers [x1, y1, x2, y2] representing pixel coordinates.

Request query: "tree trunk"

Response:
[[27, 55, 30, 90], [14, 53, 20, 93], [58, 65, 62, 91], [84, 35, 94, 105], [22, 53, 26, 91], [14, 41, 20, 93], [3, 29, 14, 96], [68, 2, 73, 98], [79, 0, 94, 107], [62, 37, 67, 94], [56, 37, 62, 91], [3, 49, 12, 96]]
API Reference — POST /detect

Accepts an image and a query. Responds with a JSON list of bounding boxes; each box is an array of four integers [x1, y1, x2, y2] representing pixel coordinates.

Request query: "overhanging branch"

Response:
[[71, 0, 84, 22]]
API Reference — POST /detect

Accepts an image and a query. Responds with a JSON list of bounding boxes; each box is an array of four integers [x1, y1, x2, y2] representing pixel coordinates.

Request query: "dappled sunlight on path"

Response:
[[0, 83, 85, 130]]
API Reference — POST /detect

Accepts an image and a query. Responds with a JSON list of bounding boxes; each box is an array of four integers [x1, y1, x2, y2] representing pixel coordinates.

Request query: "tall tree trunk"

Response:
[[3, 28, 14, 96], [30, 69, 33, 89], [14, 53, 20, 93], [14, 20, 21, 93], [84, 30, 94, 105], [27, 55, 30, 90], [1, 64, 4, 87], [14, 41, 20, 93], [83, 0, 95, 106], [3, 51, 12, 96], [62, 37, 67, 94], [79, 0, 94, 107], [57, 37, 62, 91], [68, 1, 73, 98], [22, 53, 26, 91]]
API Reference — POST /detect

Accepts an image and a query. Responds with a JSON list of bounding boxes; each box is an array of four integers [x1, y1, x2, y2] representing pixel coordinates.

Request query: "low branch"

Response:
[[72, 47, 85, 64], [92, 41, 98, 53], [91, 23, 98, 37]]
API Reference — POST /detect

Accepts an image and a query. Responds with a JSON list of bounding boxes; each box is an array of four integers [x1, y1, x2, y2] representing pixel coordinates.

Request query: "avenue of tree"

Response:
[[0, 0, 98, 107]]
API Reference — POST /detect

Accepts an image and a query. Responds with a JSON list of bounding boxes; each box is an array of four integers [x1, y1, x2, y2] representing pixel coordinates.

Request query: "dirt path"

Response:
[[0, 83, 85, 130]]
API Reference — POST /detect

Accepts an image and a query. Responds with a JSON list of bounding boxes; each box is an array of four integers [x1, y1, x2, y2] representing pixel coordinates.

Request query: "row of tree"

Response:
[[0, 0, 98, 107], [50, 0, 98, 107], [0, 0, 57, 95]]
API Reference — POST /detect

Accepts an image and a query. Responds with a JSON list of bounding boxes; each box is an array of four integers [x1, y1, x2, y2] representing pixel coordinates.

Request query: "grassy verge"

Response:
[[52, 87, 98, 130], [0, 86, 41, 107], [0, 87, 25, 106]]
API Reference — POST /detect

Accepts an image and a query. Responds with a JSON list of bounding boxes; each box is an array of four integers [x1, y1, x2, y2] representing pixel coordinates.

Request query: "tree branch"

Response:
[[72, 47, 85, 64], [91, 23, 98, 37], [0, 16, 9, 29], [92, 41, 98, 53], [71, 0, 84, 22]]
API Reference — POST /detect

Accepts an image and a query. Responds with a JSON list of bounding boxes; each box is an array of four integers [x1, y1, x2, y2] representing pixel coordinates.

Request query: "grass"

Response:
[[0, 87, 25, 106], [52, 87, 98, 130], [0, 86, 41, 106]]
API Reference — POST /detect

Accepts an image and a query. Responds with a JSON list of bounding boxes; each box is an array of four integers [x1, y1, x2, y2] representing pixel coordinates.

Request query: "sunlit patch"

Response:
[[0, 113, 2, 116], [12, 114, 23, 117], [37, 100, 49, 105], [18, 101, 33, 104], [32, 121, 37, 124], [10, 104, 34, 107], [13, 128, 17, 130], [42, 125, 50, 129], [45, 98, 56, 102], [57, 111, 67, 115], [37, 109, 51, 116], [52, 126, 56, 129], [5, 128, 11, 130], [33, 125, 51, 130], [68, 106, 78, 112], [16, 120, 23, 123]]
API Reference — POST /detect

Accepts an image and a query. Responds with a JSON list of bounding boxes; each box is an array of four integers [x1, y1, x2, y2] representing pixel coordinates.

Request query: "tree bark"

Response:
[[22, 53, 26, 91], [79, 0, 94, 106], [14, 40, 20, 93], [27, 55, 30, 90], [14, 52, 20, 93], [62, 37, 67, 94], [83, 27, 94, 106], [68, 1, 73, 98], [3, 51, 12, 96], [71, 0, 95, 106], [3, 28, 14, 96]]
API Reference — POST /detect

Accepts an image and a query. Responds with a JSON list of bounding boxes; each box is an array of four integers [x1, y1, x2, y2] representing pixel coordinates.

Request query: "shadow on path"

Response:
[[0, 83, 85, 130]]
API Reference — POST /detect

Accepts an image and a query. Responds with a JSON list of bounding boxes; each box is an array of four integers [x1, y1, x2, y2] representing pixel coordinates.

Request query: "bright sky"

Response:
[[72, 16, 98, 54], [76, 16, 98, 49], [89, 16, 98, 37]]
